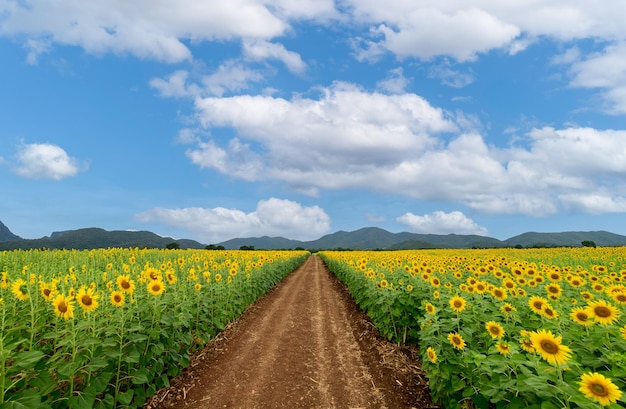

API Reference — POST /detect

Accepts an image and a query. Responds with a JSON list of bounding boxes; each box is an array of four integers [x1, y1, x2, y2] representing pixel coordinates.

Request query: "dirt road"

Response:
[[147, 255, 434, 409]]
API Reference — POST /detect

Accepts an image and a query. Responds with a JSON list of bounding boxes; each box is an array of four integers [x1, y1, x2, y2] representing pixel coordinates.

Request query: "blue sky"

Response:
[[2, 1, 626, 244]]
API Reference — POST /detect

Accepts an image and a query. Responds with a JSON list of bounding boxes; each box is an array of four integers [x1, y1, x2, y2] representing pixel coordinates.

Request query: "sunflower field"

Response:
[[319, 248, 626, 409], [0, 248, 308, 409]]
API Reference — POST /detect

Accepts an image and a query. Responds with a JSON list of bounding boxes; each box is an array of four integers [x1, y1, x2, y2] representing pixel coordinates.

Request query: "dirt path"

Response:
[[147, 255, 435, 409]]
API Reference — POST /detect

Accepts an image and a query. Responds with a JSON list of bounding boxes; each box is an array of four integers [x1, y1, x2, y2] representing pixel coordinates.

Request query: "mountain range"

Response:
[[1, 220, 626, 250]]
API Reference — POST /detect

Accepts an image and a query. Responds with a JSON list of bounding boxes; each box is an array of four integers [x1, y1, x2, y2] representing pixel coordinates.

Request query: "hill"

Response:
[[503, 231, 626, 248], [0, 227, 206, 250], [2, 220, 626, 250], [0, 221, 21, 242]]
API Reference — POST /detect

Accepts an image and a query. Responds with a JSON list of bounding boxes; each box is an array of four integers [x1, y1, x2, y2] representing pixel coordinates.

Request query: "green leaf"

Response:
[[12, 350, 44, 369], [131, 368, 150, 385], [117, 389, 134, 406]]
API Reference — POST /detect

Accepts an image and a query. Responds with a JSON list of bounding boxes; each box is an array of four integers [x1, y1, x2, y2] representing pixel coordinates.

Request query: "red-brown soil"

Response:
[[146, 255, 437, 409]]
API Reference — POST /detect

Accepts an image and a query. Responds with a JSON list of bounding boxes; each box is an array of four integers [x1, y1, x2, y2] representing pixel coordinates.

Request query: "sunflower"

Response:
[[500, 303, 517, 315], [426, 347, 438, 364], [539, 305, 559, 320], [449, 296, 467, 313], [110, 291, 125, 307], [166, 269, 177, 285], [215, 273, 222, 282], [519, 330, 535, 353], [11, 278, 29, 301], [491, 287, 507, 300], [116, 275, 135, 295], [194, 283, 202, 291], [620, 325, 626, 341], [570, 307, 594, 326], [406, 284, 413, 292], [530, 329, 572, 366], [496, 341, 511, 355], [447, 332, 466, 350], [39, 281, 56, 301], [147, 280, 165, 296], [611, 291, 626, 305], [424, 302, 436, 315], [578, 372, 622, 407], [76, 286, 99, 312], [586, 299, 621, 325], [486, 321, 505, 339], [52, 294, 75, 320], [528, 296, 548, 314], [581, 290, 594, 301], [545, 283, 562, 298]]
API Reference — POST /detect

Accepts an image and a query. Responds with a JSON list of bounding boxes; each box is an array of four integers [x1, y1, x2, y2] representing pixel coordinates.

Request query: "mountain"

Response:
[[0, 227, 206, 250], [2, 219, 626, 250], [218, 227, 626, 250], [503, 231, 626, 248], [0, 221, 22, 242]]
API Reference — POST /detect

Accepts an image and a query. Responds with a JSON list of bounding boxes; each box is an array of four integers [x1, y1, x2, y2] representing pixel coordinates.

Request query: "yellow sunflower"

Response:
[[578, 372, 622, 407], [530, 329, 572, 366], [539, 304, 559, 320], [426, 347, 437, 364], [528, 296, 548, 314], [39, 281, 56, 301], [500, 303, 517, 315], [570, 307, 594, 326], [110, 291, 125, 307], [194, 283, 202, 291], [519, 330, 535, 353], [619, 325, 626, 341], [424, 302, 436, 315], [11, 278, 29, 301], [611, 291, 626, 305], [545, 283, 562, 298], [215, 273, 222, 282], [585, 299, 620, 325], [496, 341, 511, 355], [147, 280, 165, 296], [76, 286, 99, 312], [116, 275, 135, 295], [447, 332, 466, 350], [486, 321, 505, 339], [491, 287, 507, 300], [52, 294, 75, 320], [449, 296, 467, 313]]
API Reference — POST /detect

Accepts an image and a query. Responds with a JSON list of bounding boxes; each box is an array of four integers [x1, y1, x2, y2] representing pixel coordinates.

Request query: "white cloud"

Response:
[[135, 198, 331, 242], [429, 60, 474, 88], [568, 42, 626, 114], [243, 40, 306, 73], [182, 82, 626, 216], [397, 210, 488, 235], [376, 67, 409, 94], [13, 143, 84, 180]]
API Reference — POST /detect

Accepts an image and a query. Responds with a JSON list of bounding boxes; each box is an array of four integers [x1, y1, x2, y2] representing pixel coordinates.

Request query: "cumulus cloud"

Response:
[[176, 80, 626, 216], [376, 67, 409, 94], [429, 60, 475, 88], [568, 42, 626, 114], [397, 211, 488, 235], [13, 143, 85, 180], [242, 40, 306, 73], [135, 198, 331, 242]]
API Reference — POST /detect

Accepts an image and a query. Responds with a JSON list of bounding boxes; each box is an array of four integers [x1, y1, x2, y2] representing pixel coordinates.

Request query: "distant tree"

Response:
[[205, 244, 218, 250], [165, 242, 180, 250], [581, 240, 596, 248], [239, 245, 255, 250], [295, 246, 305, 251]]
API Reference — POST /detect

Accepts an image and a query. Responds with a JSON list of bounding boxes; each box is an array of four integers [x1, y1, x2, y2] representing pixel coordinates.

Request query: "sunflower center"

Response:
[[591, 383, 608, 396], [549, 287, 559, 294], [540, 340, 557, 353], [533, 301, 543, 309], [454, 301, 462, 308], [152, 284, 161, 292], [595, 306, 611, 317], [576, 313, 588, 321], [58, 302, 68, 313], [114, 295, 122, 302], [490, 328, 500, 335], [43, 288, 51, 296], [82, 295, 92, 306], [121, 281, 130, 289]]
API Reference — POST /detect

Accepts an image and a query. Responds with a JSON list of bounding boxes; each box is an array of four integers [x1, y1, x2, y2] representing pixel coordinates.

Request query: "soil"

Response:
[[145, 255, 438, 409]]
